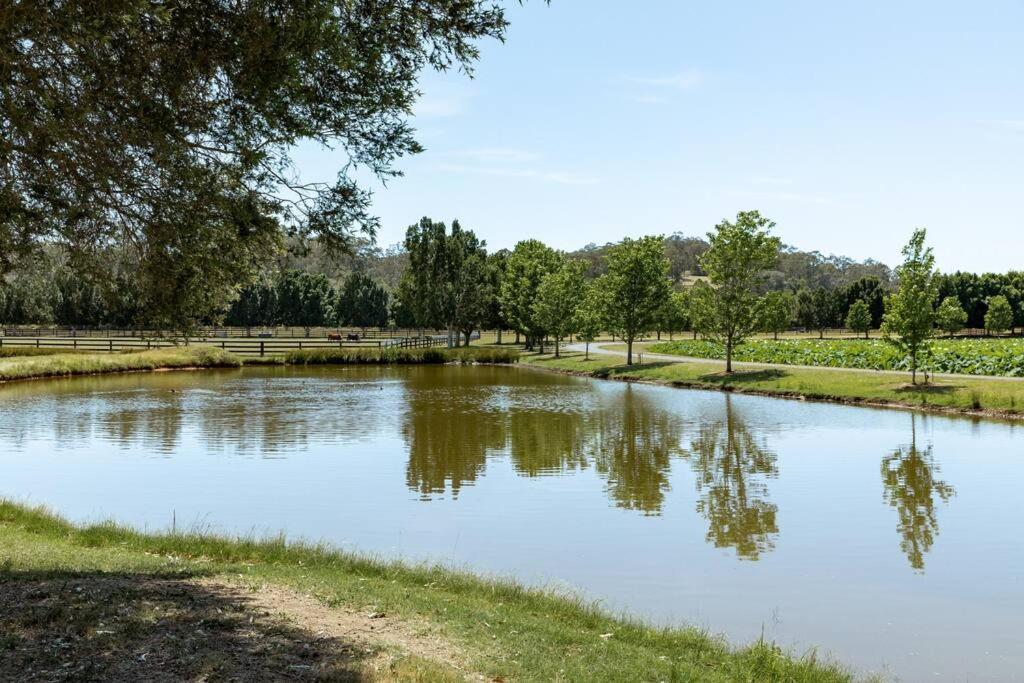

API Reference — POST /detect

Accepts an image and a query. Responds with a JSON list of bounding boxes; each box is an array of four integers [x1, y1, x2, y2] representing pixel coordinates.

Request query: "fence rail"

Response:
[[0, 334, 452, 356], [1, 326, 449, 339]]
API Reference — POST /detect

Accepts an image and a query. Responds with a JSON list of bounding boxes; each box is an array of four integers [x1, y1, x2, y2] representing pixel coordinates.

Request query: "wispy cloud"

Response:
[[625, 69, 705, 91], [436, 163, 600, 186]]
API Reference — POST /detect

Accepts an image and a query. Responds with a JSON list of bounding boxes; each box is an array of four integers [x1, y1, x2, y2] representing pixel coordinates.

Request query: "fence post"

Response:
[[109, 339, 113, 353], [36, 338, 40, 349], [260, 341, 265, 357]]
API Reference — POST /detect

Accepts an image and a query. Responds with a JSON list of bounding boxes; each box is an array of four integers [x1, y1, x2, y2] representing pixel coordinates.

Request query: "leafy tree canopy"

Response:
[[2, 0, 514, 327]]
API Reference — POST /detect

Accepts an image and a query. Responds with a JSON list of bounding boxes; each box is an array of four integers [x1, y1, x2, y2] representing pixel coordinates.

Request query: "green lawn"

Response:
[[0, 501, 857, 682], [519, 349, 1024, 417]]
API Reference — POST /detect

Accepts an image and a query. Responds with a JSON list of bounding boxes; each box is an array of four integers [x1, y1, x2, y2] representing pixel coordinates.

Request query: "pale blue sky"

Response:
[[295, 1, 1024, 272]]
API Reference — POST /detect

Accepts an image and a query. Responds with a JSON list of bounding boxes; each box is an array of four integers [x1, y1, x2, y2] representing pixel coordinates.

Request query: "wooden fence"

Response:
[[0, 335, 451, 357]]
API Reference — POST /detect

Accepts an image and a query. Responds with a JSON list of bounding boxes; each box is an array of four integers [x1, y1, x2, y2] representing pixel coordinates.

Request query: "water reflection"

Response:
[[881, 416, 955, 571], [402, 370, 506, 499], [588, 386, 684, 515], [686, 396, 778, 560], [0, 366, 964, 570]]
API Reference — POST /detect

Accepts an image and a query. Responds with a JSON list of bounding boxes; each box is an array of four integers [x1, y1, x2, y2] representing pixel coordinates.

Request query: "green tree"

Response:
[[274, 270, 334, 336], [533, 260, 587, 357], [603, 236, 672, 365], [657, 290, 691, 341], [575, 281, 606, 360], [696, 211, 781, 372], [3, 2, 514, 328], [52, 267, 103, 329], [758, 290, 794, 340], [845, 299, 872, 338], [403, 218, 490, 347], [984, 295, 1014, 336], [881, 229, 938, 384], [935, 296, 967, 337], [500, 240, 564, 351], [226, 280, 277, 335], [483, 250, 511, 343], [336, 273, 390, 329]]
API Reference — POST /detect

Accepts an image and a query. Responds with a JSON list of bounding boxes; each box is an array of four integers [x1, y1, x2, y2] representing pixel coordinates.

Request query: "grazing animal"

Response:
[[346, 333, 360, 341], [327, 332, 343, 341]]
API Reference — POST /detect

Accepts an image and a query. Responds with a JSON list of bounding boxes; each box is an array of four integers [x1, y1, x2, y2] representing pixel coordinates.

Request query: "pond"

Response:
[[1, 365, 1022, 681]]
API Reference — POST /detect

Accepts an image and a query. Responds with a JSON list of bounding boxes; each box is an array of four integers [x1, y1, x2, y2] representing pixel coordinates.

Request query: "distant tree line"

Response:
[[3, 219, 1022, 355]]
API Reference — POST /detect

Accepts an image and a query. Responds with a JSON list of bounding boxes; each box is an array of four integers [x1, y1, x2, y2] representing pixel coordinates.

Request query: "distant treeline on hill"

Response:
[[1, 232, 1021, 332]]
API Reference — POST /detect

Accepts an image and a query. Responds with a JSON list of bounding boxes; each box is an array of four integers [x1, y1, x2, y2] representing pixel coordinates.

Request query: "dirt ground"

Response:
[[0, 572, 475, 682]]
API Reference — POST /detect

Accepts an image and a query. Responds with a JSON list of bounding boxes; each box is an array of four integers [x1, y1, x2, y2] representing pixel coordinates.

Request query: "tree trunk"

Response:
[[693, 330, 698, 340], [726, 338, 733, 373], [819, 328, 824, 339], [774, 331, 779, 340], [627, 336, 633, 365], [515, 330, 520, 345], [911, 349, 917, 384], [657, 330, 661, 340], [585, 340, 590, 360], [539, 336, 545, 354], [464, 330, 472, 346], [447, 327, 454, 348], [554, 337, 560, 358], [497, 329, 502, 344]]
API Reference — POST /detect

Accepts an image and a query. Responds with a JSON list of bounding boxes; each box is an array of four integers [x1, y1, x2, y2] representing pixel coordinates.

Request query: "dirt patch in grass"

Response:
[[0, 572, 473, 682]]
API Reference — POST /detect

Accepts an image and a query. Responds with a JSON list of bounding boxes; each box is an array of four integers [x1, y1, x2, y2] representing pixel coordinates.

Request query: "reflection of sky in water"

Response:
[[1, 365, 1023, 682]]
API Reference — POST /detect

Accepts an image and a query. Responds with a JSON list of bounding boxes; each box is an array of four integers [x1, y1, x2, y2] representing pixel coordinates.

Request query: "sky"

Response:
[[293, 0, 1024, 272]]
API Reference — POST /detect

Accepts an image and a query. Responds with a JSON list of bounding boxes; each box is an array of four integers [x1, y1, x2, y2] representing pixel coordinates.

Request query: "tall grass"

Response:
[[0, 346, 86, 358], [0, 347, 241, 382], [282, 346, 519, 366]]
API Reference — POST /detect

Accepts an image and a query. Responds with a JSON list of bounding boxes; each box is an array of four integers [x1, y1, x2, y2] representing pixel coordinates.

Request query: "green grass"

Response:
[[0, 500, 857, 682], [0, 346, 88, 358], [521, 349, 1024, 417], [650, 338, 1024, 377], [0, 346, 520, 383], [282, 345, 519, 366], [0, 347, 241, 382]]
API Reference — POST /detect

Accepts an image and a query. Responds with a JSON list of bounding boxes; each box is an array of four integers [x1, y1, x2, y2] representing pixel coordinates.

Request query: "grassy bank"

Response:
[[520, 349, 1024, 418], [0, 501, 855, 682], [0, 347, 241, 382], [0, 346, 88, 358], [282, 345, 519, 366], [0, 346, 519, 383], [650, 338, 1024, 377]]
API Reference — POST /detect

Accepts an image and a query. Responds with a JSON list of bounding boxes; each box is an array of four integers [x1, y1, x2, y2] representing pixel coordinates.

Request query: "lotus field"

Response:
[[649, 338, 1024, 377]]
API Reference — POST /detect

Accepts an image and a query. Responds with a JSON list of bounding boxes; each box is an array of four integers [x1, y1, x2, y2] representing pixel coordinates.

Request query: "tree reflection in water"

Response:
[[881, 415, 954, 571], [402, 369, 507, 500], [686, 395, 778, 560], [588, 385, 684, 515]]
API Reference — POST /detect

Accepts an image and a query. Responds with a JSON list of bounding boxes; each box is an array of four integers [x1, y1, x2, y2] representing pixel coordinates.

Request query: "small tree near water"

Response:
[[533, 260, 586, 358], [882, 229, 938, 384], [696, 211, 781, 372], [602, 236, 671, 365]]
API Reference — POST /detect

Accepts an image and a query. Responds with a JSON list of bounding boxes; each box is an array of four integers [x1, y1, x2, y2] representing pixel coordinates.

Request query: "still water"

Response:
[[1, 365, 1022, 680]]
